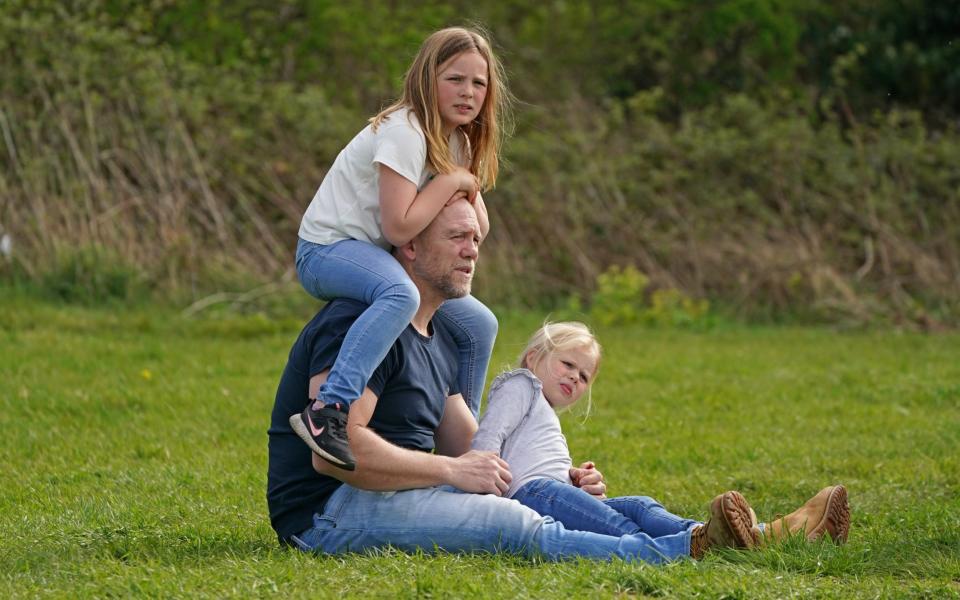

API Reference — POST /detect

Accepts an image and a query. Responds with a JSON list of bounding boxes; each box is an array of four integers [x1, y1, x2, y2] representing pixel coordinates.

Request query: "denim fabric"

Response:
[[296, 238, 419, 409], [295, 238, 496, 411], [435, 296, 498, 416], [512, 478, 700, 543], [291, 483, 695, 564]]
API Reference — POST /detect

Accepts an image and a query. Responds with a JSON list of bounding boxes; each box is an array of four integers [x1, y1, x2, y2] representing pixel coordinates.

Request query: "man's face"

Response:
[[411, 201, 481, 300]]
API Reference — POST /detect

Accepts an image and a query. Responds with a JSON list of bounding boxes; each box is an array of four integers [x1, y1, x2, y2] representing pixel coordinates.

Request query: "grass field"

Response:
[[2, 292, 958, 598]]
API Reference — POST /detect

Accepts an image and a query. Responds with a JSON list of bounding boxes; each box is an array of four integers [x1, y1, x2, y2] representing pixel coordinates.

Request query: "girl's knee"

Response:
[[383, 279, 421, 315], [482, 303, 499, 332], [472, 300, 499, 339], [296, 262, 323, 300]]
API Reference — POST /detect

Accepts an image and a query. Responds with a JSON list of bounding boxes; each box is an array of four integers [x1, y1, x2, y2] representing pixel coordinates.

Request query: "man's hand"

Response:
[[446, 450, 512, 496], [570, 461, 606, 499]]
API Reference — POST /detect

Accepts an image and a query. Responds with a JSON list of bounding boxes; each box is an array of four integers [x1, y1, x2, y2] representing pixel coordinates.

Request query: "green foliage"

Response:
[[1, 1, 959, 326], [799, 0, 960, 122], [647, 288, 711, 328], [586, 265, 711, 328], [2, 298, 959, 596], [92, 0, 458, 109], [11, 0, 953, 116], [491, 92, 960, 324], [40, 245, 147, 304], [589, 265, 650, 327]]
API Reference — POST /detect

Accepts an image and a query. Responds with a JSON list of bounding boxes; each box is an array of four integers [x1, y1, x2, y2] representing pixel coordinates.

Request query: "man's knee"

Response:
[[454, 493, 548, 551]]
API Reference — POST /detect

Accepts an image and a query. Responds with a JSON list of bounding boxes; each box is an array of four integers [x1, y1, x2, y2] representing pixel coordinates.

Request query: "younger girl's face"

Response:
[[436, 50, 488, 134], [529, 346, 598, 410]]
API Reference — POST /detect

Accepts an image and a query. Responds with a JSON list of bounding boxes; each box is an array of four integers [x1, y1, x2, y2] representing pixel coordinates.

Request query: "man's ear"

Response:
[[398, 238, 417, 262]]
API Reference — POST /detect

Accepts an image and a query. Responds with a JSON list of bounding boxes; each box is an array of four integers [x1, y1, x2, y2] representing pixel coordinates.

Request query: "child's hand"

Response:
[[453, 167, 479, 203], [445, 190, 469, 206], [570, 461, 607, 499]]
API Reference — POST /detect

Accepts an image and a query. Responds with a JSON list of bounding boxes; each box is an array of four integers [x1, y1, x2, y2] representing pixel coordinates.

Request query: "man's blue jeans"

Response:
[[512, 478, 699, 544], [290, 484, 697, 564], [296, 238, 497, 416]]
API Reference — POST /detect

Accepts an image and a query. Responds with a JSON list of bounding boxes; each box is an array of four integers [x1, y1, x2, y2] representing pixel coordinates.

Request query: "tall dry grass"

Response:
[[1, 15, 353, 301], [484, 96, 960, 325], [1, 14, 958, 324]]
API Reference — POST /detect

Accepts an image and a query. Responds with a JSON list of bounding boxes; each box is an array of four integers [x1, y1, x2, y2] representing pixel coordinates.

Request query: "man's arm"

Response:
[[309, 373, 511, 495], [433, 393, 477, 458], [434, 392, 513, 494], [473, 192, 490, 240]]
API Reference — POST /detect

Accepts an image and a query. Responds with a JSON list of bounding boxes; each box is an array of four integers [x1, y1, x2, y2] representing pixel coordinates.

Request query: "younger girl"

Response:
[[472, 322, 850, 559], [290, 27, 509, 470]]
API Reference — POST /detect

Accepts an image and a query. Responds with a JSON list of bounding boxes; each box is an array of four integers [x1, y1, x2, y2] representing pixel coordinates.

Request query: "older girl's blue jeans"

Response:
[[512, 478, 699, 545], [296, 237, 496, 416], [290, 483, 697, 564]]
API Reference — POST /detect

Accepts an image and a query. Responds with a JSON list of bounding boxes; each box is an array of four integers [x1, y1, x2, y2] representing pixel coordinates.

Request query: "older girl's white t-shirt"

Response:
[[299, 110, 465, 251]]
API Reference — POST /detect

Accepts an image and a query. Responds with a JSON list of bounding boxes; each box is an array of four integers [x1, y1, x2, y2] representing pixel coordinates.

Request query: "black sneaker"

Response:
[[289, 401, 356, 471]]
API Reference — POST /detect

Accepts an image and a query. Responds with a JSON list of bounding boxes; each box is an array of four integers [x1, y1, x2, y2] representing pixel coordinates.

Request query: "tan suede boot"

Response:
[[689, 491, 762, 559], [760, 485, 850, 544]]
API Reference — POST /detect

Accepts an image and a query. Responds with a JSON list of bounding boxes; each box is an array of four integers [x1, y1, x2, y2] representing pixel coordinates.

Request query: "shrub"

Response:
[[40, 245, 146, 304], [587, 265, 711, 328], [1, 4, 958, 326], [589, 265, 649, 327]]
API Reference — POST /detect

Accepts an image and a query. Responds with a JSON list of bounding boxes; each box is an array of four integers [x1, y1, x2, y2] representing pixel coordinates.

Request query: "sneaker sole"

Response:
[[289, 413, 354, 470], [717, 491, 761, 549], [806, 485, 849, 544]]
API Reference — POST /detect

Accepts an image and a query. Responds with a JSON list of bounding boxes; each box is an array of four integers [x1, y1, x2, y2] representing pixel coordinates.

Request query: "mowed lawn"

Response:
[[2, 294, 958, 599]]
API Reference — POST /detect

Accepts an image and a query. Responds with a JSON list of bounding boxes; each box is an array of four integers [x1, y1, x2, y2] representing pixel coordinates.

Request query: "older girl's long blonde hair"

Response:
[[370, 26, 512, 190]]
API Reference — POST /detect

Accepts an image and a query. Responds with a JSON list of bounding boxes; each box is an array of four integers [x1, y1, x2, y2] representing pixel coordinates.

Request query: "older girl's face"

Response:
[[529, 346, 598, 409], [436, 50, 488, 134]]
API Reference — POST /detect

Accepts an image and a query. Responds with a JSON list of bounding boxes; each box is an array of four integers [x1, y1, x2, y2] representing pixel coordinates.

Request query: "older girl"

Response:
[[291, 27, 510, 470]]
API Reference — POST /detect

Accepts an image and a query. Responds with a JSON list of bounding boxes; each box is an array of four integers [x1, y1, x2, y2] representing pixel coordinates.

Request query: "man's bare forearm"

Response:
[[309, 379, 509, 496], [312, 424, 453, 491]]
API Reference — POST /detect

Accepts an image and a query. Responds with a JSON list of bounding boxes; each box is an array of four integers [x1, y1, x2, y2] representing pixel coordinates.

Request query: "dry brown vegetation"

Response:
[[1, 8, 958, 326]]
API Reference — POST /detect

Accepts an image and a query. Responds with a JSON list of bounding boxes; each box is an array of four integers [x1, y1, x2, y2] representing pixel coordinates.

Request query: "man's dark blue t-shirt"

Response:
[[266, 299, 461, 542]]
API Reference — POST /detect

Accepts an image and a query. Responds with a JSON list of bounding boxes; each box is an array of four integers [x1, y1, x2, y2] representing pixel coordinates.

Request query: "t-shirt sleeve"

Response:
[[306, 303, 359, 378], [373, 113, 427, 185], [471, 371, 538, 453], [366, 345, 400, 398]]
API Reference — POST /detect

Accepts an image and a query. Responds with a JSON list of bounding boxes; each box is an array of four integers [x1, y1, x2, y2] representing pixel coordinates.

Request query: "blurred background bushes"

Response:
[[1, 0, 957, 325]]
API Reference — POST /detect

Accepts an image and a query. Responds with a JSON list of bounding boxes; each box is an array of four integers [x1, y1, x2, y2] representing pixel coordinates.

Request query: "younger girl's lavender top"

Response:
[[471, 369, 573, 498]]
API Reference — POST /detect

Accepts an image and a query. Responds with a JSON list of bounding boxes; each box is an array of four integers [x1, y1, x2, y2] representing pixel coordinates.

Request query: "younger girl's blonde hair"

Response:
[[370, 26, 512, 191], [519, 321, 602, 414]]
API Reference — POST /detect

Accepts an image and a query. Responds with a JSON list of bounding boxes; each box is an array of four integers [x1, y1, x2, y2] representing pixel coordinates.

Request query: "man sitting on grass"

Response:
[[266, 199, 848, 561]]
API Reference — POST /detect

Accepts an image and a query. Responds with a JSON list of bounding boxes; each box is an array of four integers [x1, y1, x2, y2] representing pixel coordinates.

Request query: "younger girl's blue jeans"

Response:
[[512, 477, 700, 558], [295, 237, 497, 416]]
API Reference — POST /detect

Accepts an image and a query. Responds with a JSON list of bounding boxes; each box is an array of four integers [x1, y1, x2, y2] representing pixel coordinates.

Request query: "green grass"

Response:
[[2, 293, 959, 599]]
